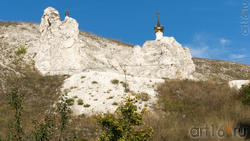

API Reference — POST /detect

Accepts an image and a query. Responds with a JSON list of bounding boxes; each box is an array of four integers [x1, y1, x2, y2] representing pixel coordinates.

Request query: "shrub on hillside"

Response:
[[97, 98, 153, 141], [136, 92, 150, 101], [32, 114, 56, 141], [77, 99, 84, 105], [110, 79, 119, 85], [239, 83, 250, 105], [83, 104, 91, 108], [15, 45, 27, 55], [66, 98, 74, 106], [8, 88, 24, 141]]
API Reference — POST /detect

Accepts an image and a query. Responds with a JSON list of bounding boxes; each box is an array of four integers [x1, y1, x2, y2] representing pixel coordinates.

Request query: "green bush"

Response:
[[56, 98, 72, 140], [66, 98, 74, 106], [77, 99, 84, 105], [136, 92, 150, 101], [111, 79, 119, 85], [32, 115, 56, 141], [97, 98, 153, 141], [107, 96, 114, 99], [15, 45, 27, 55], [92, 81, 98, 84], [240, 83, 250, 105], [83, 104, 91, 108]]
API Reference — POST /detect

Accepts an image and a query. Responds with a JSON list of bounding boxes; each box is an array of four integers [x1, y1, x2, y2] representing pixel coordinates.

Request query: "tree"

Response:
[[32, 114, 56, 141], [240, 83, 250, 105], [8, 88, 24, 141], [97, 98, 153, 141], [56, 97, 72, 141]]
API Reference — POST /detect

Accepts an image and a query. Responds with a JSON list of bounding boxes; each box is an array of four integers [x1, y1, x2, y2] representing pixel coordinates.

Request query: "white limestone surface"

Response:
[[34, 7, 196, 79], [62, 71, 164, 115], [229, 80, 250, 89], [35, 7, 85, 75]]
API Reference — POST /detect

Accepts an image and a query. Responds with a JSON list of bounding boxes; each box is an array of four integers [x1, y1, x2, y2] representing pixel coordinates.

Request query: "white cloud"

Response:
[[184, 33, 249, 64], [220, 38, 230, 46], [184, 33, 229, 58], [186, 45, 209, 58], [230, 54, 246, 59]]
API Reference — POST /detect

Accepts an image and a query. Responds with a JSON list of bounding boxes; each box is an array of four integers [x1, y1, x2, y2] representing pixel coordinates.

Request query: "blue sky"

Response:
[[1, 0, 250, 64]]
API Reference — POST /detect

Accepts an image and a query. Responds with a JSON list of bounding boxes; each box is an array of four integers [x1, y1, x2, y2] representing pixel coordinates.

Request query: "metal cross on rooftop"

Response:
[[156, 11, 160, 26], [156, 11, 160, 16], [65, 7, 69, 17]]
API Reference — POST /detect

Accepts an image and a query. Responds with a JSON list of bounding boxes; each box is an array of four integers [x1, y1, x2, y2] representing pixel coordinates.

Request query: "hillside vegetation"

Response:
[[0, 21, 250, 140], [193, 58, 250, 81], [0, 52, 249, 140], [1, 63, 250, 140]]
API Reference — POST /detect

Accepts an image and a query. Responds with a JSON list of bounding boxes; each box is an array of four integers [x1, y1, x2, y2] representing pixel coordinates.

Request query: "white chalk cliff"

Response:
[[35, 7, 195, 79], [35, 7, 85, 74]]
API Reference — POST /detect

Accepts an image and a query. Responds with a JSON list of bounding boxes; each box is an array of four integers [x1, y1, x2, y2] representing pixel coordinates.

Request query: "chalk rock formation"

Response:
[[35, 7, 85, 74], [125, 37, 195, 79], [34, 7, 195, 80], [62, 71, 164, 115], [229, 80, 250, 89]]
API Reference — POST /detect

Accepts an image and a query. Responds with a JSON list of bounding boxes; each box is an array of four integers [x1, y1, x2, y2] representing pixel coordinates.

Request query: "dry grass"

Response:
[[1, 81, 64, 138], [143, 80, 250, 141], [1, 74, 250, 140], [0, 59, 100, 140], [193, 58, 250, 80], [0, 21, 38, 27], [0, 21, 20, 27], [0, 61, 66, 138], [67, 115, 99, 140]]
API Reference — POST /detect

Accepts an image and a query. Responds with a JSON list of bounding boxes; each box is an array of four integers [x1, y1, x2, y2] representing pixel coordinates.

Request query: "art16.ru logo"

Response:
[[241, 0, 249, 36], [189, 124, 248, 139]]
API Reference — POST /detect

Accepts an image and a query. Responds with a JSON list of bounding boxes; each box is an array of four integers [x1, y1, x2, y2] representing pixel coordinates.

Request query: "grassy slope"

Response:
[[193, 58, 250, 81], [0, 21, 250, 140], [147, 80, 250, 141], [0, 64, 66, 138]]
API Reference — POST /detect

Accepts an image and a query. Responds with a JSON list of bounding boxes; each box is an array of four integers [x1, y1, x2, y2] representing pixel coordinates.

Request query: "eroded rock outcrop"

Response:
[[132, 37, 195, 79], [35, 7, 85, 74], [229, 80, 250, 89], [34, 7, 195, 79]]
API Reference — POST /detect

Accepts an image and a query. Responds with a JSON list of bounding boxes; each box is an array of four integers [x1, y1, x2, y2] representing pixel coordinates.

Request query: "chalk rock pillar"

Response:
[[35, 7, 84, 75]]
